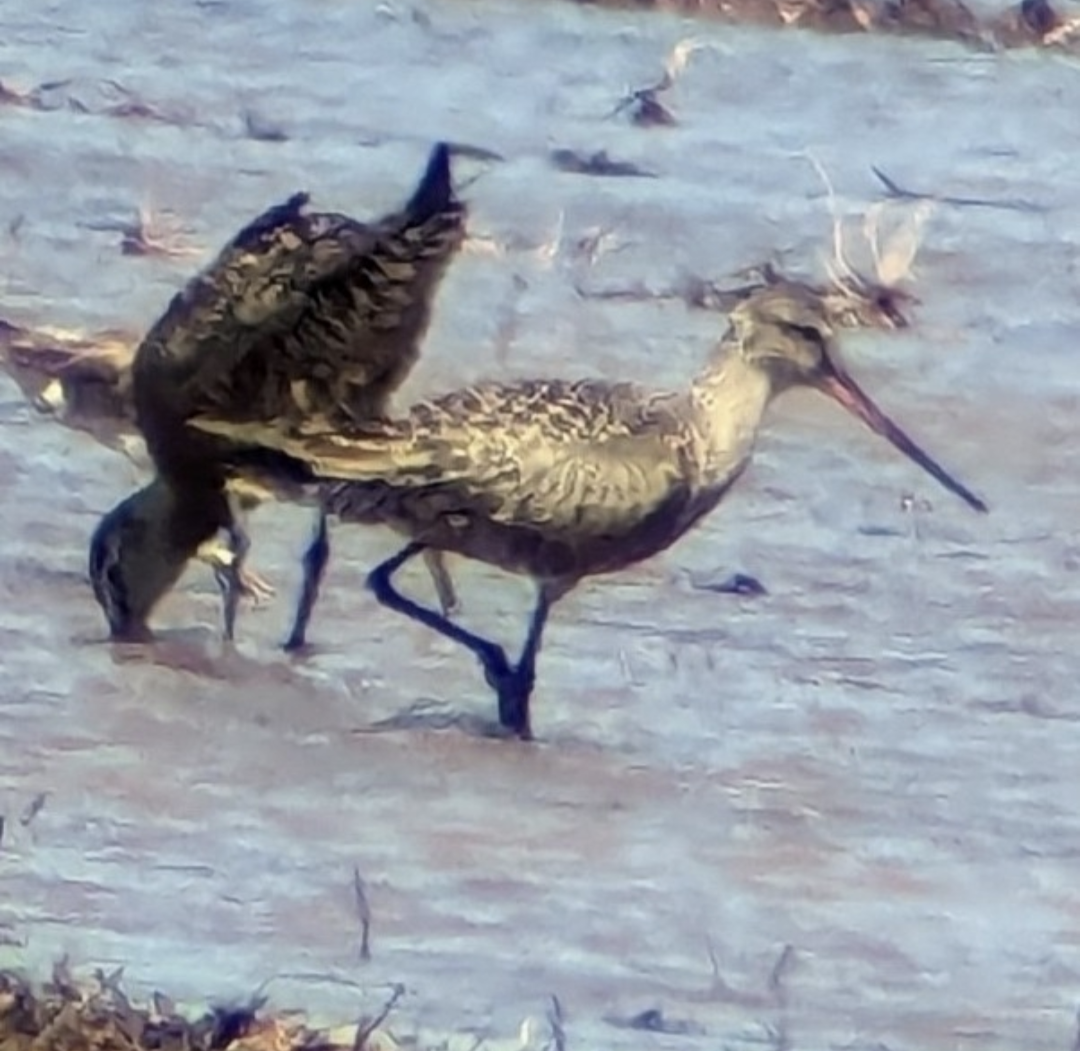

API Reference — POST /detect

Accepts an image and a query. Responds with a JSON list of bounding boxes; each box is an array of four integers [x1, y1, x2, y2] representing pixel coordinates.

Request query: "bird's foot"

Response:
[[237, 566, 276, 606], [282, 629, 311, 654], [196, 539, 275, 606], [477, 644, 535, 741]]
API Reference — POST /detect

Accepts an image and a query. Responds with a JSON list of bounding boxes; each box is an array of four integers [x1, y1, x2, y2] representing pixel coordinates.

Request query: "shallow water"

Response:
[[1, 1, 1079, 1048]]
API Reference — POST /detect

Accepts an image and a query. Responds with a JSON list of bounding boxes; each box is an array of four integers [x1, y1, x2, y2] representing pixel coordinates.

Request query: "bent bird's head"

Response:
[[735, 287, 988, 514], [89, 478, 217, 640]]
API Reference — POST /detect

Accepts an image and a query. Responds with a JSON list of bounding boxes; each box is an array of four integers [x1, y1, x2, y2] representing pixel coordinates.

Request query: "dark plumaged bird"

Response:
[[89, 141, 468, 643]]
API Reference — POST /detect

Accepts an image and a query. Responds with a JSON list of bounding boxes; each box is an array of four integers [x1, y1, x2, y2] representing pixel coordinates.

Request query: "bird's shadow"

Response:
[[351, 697, 526, 742], [76, 626, 314, 688]]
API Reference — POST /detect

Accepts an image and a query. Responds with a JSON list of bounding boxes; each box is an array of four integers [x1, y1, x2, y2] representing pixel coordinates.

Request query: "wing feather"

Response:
[[134, 143, 466, 469], [195, 378, 690, 536]]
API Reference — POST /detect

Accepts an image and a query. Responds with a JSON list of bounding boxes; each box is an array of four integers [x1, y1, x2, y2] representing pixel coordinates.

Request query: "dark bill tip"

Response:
[[819, 371, 989, 515]]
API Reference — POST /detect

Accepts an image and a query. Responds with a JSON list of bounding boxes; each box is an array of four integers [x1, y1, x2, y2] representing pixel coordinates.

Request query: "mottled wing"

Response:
[[133, 143, 466, 465], [134, 193, 372, 418], [205, 379, 691, 537]]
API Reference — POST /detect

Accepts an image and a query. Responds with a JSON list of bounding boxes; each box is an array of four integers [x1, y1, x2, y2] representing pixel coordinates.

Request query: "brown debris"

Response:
[[559, 0, 1080, 50], [0, 77, 182, 123], [0, 967, 284, 1051], [119, 207, 205, 260], [874, 0, 980, 39], [627, 93, 677, 127], [573, 156, 926, 333], [0, 968, 417, 1051], [989, 0, 1080, 46], [549, 149, 656, 178], [612, 38, 707, 127], [575, 258, 914, 335]]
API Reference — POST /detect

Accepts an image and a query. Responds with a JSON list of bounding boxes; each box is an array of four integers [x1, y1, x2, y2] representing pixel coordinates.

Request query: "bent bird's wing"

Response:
[[133, 142, 466, 435]]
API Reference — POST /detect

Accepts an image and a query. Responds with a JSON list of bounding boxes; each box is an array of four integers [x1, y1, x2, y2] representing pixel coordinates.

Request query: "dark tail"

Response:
[[403, 142, 457, 224]]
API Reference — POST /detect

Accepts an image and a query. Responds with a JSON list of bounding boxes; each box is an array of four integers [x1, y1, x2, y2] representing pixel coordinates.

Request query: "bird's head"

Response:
[[734, 287, 988, 514], [88, 478, 217, 640]]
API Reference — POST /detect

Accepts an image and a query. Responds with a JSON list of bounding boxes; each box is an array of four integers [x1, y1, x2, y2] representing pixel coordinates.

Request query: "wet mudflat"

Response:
[[2, 0, 1079, 1047]]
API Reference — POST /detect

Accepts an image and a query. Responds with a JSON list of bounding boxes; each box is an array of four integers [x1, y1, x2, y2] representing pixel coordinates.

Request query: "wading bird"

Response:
[[88, 141, 469, 643], [194, 284, 988, 739]]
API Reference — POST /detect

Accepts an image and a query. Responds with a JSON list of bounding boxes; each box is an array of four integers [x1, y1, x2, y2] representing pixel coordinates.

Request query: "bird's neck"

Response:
[[687, 346, 776, 488]]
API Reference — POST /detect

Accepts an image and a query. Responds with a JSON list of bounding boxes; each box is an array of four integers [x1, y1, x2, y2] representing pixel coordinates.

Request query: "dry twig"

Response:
[[120, 205, 204, 259], [547, 995, 567, 1051], [612, 38, 707, 126], [351, 984, 405, 1051], [20, 792, 48, 827], [872, 164, 1046, 213], [352, 866, 372, 962]]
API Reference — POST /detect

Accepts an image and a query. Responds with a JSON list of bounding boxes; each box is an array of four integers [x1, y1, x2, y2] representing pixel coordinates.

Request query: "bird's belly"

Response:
[[329, 478, 734, 584]]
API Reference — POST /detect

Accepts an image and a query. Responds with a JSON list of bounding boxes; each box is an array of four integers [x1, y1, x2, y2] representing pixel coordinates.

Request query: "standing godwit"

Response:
[[88, 141, 468, 643], [195, 284, 987, 739]]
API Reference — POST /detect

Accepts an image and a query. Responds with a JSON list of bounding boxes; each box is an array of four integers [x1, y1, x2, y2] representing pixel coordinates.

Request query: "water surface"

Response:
[[1, 2, 1078, 1048]]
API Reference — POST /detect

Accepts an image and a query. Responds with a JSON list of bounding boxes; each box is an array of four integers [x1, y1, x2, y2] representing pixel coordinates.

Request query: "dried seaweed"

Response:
[[611, 38, 708, 127], [0, 967, 282, 1051], [549, 149, 656, 179], [555, 0, 1080, 51], [0, 77, 184, 124], [0, 967, 566, 1051]]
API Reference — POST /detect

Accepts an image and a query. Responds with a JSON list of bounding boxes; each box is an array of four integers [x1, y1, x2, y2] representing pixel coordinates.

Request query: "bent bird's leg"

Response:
[[284, 508, 331, 652], [367, 542, 555, 739], [423, 548, 459, 616]]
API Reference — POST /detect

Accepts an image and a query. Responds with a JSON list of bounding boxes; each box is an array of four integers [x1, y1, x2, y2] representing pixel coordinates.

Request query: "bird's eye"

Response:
[[787, 322, 827, 348]]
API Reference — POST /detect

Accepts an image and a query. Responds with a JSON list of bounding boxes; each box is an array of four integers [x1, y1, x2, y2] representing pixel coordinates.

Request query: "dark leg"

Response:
[[284, 508, 331, 652], [367, 543, 556, 739], [483, 586, 552, 738]]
